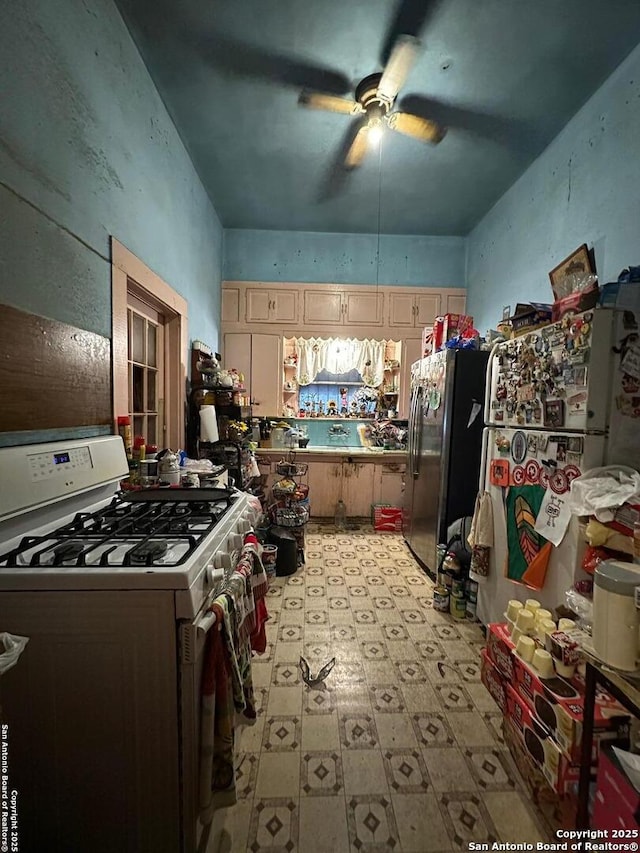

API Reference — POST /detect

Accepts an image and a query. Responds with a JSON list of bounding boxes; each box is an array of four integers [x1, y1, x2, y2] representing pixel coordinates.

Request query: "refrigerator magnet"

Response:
[[538, 435, 549, 452], [566, 391, 587, 414], [511, 431, 527, 464], [543, 399, 565, 428], [567, 436, 583, 454], [527, 435, 538, 455], [490, 458, 510, 487]]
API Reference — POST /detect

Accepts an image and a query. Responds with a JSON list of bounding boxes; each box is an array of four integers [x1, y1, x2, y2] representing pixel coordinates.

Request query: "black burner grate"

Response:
[[0, 496, 234, 569]]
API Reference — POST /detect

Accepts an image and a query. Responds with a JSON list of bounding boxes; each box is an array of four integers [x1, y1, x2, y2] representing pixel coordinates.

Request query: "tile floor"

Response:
[[206, 526, 551, 852]]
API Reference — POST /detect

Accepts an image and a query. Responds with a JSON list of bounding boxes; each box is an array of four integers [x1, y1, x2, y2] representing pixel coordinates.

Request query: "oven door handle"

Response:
[[196, 608, 218, 636]]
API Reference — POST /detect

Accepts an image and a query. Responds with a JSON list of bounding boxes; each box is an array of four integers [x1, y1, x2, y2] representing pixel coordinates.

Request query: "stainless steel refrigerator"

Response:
[[403, 348, 489, 575]]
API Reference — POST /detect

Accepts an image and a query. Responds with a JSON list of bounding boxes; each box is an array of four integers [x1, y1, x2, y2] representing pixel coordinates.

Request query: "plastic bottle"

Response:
[[634, 520, 640, 565], [334, 499, 347, 531], [117, 416, 132, 460]]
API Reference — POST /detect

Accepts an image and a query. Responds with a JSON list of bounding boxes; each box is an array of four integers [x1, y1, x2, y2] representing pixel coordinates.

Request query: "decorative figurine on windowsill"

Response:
[[339, 387, 348, 414], [327, 399, 338, 416]]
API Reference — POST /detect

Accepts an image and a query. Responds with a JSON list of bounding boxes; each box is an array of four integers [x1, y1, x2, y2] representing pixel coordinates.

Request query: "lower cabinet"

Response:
[[262, 454, 406, 518]]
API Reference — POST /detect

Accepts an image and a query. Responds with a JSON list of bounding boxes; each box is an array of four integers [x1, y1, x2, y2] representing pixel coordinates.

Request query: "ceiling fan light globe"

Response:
[[367, 123, 384, 146]]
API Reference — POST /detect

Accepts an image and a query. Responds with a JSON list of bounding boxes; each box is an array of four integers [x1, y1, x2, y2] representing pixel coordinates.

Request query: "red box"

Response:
[[505, 684, 580, 795], [610, 501, 640, 538], [421, 327, 434, 357], [485, 622, 516, 681], [480, 648, 508, 714], [433, 313, 474, 352], [512, 649, 630, 761], [551, 283, 599, 322], [501, 718, 579, 832], [372, 505, 403, 532], [593, 745, 640, 831]]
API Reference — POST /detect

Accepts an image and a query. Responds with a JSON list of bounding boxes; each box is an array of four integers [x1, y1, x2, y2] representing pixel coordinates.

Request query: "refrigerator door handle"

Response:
[[409, 387, 419, 477], [484, 341, 502, 425], [412, 387, 423, 478], [407, 387, 415, 470]]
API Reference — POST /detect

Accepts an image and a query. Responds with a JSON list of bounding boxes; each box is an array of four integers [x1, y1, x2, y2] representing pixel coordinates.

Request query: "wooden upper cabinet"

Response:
[[246, 287, 299, 324], [387, 293, 416, 327], [415, 292, 442, 326], [344, 291, 383, 325], [303, 290, 343, 325], [303, 289, 383, 326], [388, 290, 441, 327], [221, 286, 241, 325], [445, 293, 467, 315]]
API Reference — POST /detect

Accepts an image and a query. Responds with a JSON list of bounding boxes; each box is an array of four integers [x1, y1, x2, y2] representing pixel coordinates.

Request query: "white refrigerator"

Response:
[[477, 306, 640, 626]]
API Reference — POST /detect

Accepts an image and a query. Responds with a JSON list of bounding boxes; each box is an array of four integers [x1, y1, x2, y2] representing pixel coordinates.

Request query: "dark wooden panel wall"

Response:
[[0, 305, 112, 433]]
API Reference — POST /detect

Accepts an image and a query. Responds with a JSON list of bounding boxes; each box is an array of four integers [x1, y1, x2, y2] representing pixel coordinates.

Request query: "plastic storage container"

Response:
[[334, 499, 347, 531]]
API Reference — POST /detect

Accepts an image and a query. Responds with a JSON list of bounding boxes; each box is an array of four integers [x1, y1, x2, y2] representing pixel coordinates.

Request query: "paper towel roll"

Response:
[[200, 405, 219, 443]]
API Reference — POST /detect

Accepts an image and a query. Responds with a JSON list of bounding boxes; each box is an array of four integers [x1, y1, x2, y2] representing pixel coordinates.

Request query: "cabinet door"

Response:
[[343, 291, 383, 326], [342, 462, 376, 517], [445, 293, 467, 315], [387, 292, 416, 327], [303, 290, 343, 325], [223, 333, 252, 395], [251, 334, 282, 414], [221, 286, 241, 325], [307, 460, 342, 517], [415, 292, 442, 326], [378, 463, 406, 507], [245, 288, 272, 323], [398, 338, 423, 419], [272, 290, 299, 323]]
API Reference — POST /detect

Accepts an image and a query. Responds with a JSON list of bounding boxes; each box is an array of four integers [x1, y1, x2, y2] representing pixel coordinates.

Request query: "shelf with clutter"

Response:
[[187, 340, 260, 493]]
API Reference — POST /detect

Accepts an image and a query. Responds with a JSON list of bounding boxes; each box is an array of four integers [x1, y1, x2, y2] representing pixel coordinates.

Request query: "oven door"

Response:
[[178, 598, 221, 853]]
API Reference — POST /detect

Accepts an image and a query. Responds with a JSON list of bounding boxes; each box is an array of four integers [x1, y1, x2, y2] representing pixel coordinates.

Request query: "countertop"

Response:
[[255, 446, 407, 460]]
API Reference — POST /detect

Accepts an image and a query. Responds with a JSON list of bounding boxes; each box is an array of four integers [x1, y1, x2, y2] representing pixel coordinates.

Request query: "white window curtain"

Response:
[[295, 337, 386, 387]]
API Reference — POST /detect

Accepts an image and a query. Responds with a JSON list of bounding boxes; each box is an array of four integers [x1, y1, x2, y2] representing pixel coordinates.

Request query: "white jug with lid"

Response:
[[158, 449, 181, 485]]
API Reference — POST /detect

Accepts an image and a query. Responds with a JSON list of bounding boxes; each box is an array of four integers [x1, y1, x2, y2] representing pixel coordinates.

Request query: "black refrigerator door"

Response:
[[437, 349, 489, 547]]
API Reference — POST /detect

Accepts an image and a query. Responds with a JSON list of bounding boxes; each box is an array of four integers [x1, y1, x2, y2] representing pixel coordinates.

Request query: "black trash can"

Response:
[[268, 527, 298, 577]]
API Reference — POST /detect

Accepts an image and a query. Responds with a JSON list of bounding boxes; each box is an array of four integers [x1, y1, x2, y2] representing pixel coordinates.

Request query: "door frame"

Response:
[[111, 238, 188, 450]]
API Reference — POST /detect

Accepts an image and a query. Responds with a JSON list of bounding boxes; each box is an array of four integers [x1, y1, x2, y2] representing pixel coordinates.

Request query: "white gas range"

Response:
[[0, 436, 260, 853]]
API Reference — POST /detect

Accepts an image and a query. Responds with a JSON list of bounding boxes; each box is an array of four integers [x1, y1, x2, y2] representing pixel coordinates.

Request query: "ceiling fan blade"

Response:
[[200, 34, 350, 94], [377, 35, 419, 103], [317, 119, 368, 201], [381, 0, 442, 65], [344, 124, 370, 169], [299, 92, 362, 115], [400, 94, 534, 149], [388, 111, 446, 144]]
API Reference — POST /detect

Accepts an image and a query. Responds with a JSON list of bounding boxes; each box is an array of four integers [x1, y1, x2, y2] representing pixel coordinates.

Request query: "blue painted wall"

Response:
[[223, 229, 466, 287], [0, 0, 223, 347], [466, 42, 640, 335]]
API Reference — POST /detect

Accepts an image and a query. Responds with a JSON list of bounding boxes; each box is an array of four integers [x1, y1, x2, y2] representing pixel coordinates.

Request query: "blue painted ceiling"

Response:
[[115, 0, 640, 236]]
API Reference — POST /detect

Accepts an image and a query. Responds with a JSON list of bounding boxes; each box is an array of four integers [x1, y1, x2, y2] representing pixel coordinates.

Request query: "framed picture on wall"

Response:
[[548, 244, 595, 296]]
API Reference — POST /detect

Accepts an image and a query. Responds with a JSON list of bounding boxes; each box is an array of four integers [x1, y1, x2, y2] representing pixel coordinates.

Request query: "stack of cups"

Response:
[[506, 600, 523, 635], [531, 648, 555, 678], [512, 606, 535, 646]]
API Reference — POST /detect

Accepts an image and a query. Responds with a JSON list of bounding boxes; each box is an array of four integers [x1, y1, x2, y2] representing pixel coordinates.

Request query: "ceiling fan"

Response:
[[299, 35, 446, 169]]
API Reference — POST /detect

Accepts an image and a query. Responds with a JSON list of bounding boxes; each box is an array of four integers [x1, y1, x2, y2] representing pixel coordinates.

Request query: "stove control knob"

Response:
[[238, 519, 251, 534], [212, 552, 232, 572], [227, 533, 243, 552]]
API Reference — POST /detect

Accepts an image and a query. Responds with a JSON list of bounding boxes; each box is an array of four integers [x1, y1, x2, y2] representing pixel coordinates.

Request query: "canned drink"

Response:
[[451, 577, 465, 598], [465, 599, 478, 620], [449, 594, 467, 620], [433, 585, 450, 613], [436, 543, 448, 566]]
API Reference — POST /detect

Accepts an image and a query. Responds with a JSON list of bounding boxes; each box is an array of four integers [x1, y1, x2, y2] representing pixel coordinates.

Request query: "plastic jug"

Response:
[[334, 499, 347, 531]]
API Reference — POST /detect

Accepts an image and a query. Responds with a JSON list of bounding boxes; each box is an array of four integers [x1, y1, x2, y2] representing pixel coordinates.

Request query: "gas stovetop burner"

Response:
[[53, 541, 85, 564], [130, 540, 169, 565]]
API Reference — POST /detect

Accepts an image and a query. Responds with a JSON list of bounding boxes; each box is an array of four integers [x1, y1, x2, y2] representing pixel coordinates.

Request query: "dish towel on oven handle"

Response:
[[199, 601, 237, 822]]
